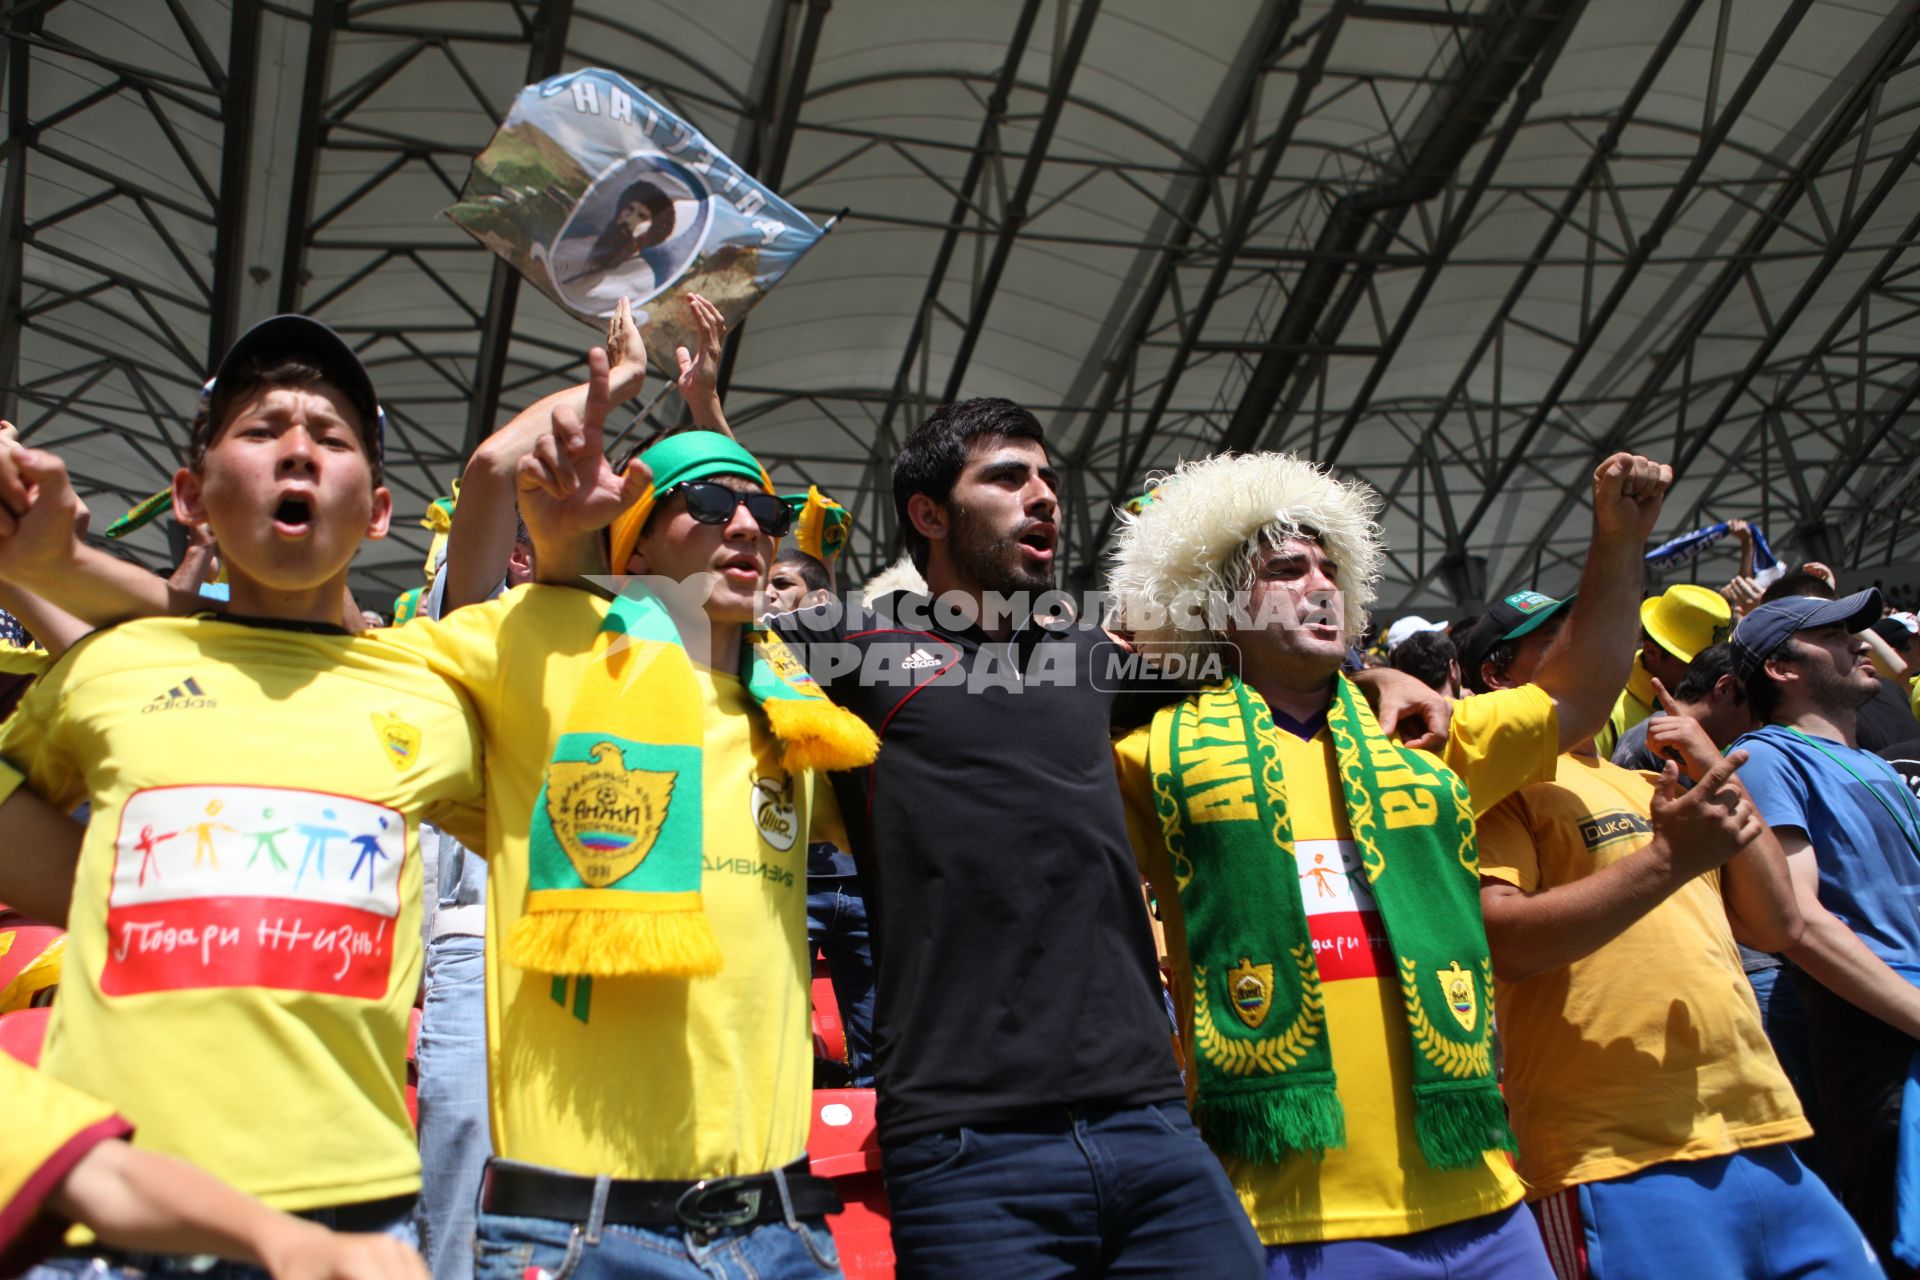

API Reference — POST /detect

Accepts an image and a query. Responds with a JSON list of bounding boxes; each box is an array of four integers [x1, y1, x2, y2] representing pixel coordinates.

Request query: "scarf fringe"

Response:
[[1411, 1082, 1515, 1171], [764, 696, 880, 772], [504, 907, 723, 978], [1201, 1082, 1347, 1164]]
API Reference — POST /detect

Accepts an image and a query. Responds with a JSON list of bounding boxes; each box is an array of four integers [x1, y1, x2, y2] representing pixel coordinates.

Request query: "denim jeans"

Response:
[[25, 1196, 417, 1280], [881, 1100, 1263, 1279], [415, 933, 492, 1280], [472, 1205, 839, 1280], [805, 874, 875, 1087]]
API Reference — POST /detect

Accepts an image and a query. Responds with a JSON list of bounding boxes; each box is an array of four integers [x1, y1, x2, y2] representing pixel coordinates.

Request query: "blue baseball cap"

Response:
[[1731, 587, 1882, 676]]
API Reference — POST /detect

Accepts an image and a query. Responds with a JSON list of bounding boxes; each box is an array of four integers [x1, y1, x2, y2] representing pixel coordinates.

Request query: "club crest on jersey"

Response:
[[372, 713, 423, 772], [752, 775, 798, 852], [1437, 959, 1478, 1032], [1228, 957, 1274, 1030], [545, 741, 675, 886]]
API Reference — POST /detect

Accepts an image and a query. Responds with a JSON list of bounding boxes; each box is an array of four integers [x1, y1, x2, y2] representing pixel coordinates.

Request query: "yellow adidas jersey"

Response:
[[0, 616, 483, 1210], [379, 586, 815, 1180], [0, 1055, 128, 1270]]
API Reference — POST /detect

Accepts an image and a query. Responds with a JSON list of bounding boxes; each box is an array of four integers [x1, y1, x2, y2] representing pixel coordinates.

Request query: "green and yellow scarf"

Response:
[[1148, 674, 1511, 1170], [505, 586, 878, 980]]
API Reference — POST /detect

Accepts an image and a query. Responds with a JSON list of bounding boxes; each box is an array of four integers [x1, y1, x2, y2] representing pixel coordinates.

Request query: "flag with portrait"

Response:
[[449, 68, 823, 372]]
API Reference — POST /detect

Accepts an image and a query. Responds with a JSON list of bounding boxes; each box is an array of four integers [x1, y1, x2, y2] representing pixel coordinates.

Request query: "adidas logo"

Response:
[[899, 648, 942, 671], [143, 677, 216, 714]]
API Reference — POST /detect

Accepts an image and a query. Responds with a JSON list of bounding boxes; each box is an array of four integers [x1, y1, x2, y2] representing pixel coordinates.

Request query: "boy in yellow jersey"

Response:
[[1474, 619, 1877, 1280], [2, 1054, 426, 1280], [0, 318, 485, 1276], [1104, 448, 1673, 1278], [0, 340, 864, 1279]]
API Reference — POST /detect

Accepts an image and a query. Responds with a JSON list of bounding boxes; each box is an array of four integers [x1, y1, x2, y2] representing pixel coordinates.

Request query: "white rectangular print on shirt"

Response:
[[1293, 838, 1390, 981], [105, 784, 406, 998]]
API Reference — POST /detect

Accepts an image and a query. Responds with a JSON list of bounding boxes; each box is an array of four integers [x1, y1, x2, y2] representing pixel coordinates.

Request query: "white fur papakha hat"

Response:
[[1106, 451, 1384, 648]]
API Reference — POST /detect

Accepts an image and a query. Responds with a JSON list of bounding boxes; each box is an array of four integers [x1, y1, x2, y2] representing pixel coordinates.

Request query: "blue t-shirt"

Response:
[[1735, 722, 1920, 969]]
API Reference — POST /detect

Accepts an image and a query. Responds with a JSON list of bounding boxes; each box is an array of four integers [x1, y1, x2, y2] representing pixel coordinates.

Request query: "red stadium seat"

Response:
[[811, 949, 847, 1066], [406, 1006, 422, 1129], [0, 1005, 52, 1066], [809, 1087, 891, 1280], [0, 925, 63, 1011]]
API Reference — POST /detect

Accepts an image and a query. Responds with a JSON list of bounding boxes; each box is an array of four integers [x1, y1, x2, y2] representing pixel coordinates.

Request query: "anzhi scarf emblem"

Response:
[[1148, 675, 1511, 1170], [508, 587, 877, 991]]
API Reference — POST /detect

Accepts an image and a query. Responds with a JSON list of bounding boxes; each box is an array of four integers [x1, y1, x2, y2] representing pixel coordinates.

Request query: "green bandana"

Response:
[[504, 587, 878, 981], [1148, 674, 1512, 1170]]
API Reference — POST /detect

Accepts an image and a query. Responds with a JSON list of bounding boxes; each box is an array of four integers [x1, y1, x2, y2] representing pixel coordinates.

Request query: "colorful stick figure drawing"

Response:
[[180, 800, 235, 870], [349, 816, 391, 891], [247, 807, 290, 872], [1300, 851, 1339, 898], [133, 824, 179, 887], [294, 809, 349, 889]]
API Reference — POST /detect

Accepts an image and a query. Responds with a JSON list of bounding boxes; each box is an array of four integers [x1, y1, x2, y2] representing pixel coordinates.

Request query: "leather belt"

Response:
[[480, 1158, 842, 1231]]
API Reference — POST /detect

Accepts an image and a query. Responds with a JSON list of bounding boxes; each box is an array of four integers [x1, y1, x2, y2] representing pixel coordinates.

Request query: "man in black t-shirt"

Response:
[[774, 398, 1450, 1279]]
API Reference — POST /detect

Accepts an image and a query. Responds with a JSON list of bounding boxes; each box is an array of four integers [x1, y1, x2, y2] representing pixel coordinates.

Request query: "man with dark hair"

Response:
[[1609, 642, 1752, 773], [1757, 568, 1919, 752], [1728, 590, 1920, 1276], [888, 396, 1053, 587], [775, 396, 1264, 1276], [1390, 627, 1460, 697], [764, 548, 831, 617], [772, 397, 1457, 1277]]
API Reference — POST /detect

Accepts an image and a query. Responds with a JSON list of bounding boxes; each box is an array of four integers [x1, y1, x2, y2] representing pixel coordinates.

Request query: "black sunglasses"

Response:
[[669, 480, 792, 537]]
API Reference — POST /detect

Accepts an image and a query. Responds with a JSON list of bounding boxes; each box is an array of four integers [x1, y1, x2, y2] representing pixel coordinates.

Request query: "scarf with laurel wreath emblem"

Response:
[[504, 586, 878, 981], [1147, 673, 1512, 1170]]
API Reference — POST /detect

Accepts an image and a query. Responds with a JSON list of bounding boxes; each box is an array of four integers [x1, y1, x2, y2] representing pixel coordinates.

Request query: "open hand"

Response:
[[605, 296, 647, 402], [676, 293, 726, 414], [1721, 574, 1764, 615]]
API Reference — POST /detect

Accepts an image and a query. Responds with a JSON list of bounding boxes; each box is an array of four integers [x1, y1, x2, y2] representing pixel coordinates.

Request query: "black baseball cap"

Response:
[[1731, 588, 1882, 676], [1458, 589, 1576, 691], [196, 315, 384, 467]]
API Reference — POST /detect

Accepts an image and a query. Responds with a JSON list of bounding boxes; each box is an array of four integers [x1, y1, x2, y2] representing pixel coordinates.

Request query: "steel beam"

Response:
[[1487, 5, 1920, 592], [717, 0, 832, 395], [1077, 3, 1356, 565], [209, 0, 262, 360], [462, 0, 576, 454], [0, 7, 36, 421], [1220, 0, 1582, 456], [1435, 0, 1812, 582]]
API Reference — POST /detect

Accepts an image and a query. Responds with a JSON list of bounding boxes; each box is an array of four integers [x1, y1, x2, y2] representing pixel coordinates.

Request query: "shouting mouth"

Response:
[[1016, 522, 1057, 563], [272, 493, 314, 538]]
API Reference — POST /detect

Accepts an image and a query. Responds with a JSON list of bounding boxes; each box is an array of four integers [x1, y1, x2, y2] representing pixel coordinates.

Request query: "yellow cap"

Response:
[[1640, 583, 1733, 663]]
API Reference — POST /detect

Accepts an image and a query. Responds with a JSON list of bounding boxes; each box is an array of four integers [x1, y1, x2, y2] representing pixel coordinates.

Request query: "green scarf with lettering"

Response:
[[1148, 674, 1511, 1170]]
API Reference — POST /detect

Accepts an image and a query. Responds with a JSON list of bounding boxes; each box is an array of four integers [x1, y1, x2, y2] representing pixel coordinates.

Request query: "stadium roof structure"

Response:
[[5, 0, 1920, 612]]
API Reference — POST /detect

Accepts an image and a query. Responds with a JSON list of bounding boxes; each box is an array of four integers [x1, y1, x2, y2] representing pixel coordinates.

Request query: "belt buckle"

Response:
[[675, 1176, 763, 1230]]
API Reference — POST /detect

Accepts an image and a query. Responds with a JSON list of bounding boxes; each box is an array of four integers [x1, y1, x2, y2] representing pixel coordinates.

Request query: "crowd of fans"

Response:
[[1, 297, 1918, 1280]]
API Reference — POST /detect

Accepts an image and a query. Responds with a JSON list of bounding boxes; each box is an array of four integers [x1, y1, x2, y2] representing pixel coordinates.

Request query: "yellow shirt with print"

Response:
[[1594, 651, 1655, 761], [379, 585, 814, 1180], [0, 1056, 129, 1269], [0, 618, 484, 1210], [1112, 683, 1557, 1244], [1477, 755, 1808, 1198]]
